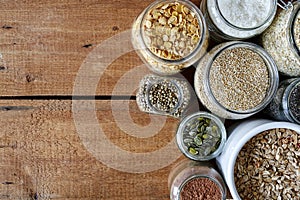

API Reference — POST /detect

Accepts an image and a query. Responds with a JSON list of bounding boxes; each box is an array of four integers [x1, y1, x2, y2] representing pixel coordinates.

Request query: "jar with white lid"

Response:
[[262, 1, 300, 76], [194, 41, 279, 119], [200, 0, 277, 41], [132, 0, 209, 75]]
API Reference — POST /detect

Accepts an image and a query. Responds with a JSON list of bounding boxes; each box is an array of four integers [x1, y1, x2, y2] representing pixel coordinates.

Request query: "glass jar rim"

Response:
[[146, 78, 183, 113], [178, 174, 226, 200], [204, 41, 279, 115], [283, 78, 300, 124], [214, 0, 277, 30], [176, 111, 227, 161], [289, 2, 300, 58], [139, 0, 207, 64]]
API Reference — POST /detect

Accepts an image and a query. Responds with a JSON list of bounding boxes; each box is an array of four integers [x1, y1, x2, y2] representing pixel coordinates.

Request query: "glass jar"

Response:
[[132, 0, 209, 75], [262, 1, 300, 76], [200, 0, 277, 41], [194, 41, 279, 119], [264, 78, 300, 124], [176, 112, 226, 161], [168, 159, 226, 200], [136, 74, 191, 118]]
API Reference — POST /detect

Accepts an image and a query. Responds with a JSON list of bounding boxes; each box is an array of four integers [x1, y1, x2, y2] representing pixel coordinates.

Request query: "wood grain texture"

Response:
[[0, 1, 234, 199], [0, 99, 188, 199], [0, 0, 200, 96]]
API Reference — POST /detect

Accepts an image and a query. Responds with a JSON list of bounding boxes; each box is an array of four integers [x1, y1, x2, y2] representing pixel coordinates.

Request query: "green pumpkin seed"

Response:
[[205, 118, 211, 124], [183, 138, 193, 144], [202, 134, 208, 139], [212, 125, 218, 132], [183, 116, 222, 157], [194, 134, 203, 146], [188, 147, 198, 155], [198, 117, 204, 121], [200, 125, 206, 133]]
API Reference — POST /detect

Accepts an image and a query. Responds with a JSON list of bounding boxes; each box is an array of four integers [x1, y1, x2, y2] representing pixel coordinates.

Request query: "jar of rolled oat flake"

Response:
[[132, 0, 209, 75], [262, 1, 300, 76], [194, 41, 279, 119], [200, 0, 277, 41], [168, 159, 226, 200]]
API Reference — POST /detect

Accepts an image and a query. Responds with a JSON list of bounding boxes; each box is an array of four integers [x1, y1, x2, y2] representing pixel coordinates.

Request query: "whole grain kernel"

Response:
[[234, 128, 300, 199], [209, 47, 270, 111]]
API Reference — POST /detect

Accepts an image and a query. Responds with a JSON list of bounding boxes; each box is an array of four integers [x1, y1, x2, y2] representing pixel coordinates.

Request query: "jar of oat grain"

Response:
[[200, 0, 277, 41], [262, 1, 300, 76], [132, 0, 209, 75], [194, 41, 279, 119]]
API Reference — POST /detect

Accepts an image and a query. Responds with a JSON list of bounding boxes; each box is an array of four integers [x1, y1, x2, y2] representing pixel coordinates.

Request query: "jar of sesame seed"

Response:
[[132, 0, 209, 75], [194, 41, 279, 119], [262, 1, 300, 76], [200, 0, 277, 42]]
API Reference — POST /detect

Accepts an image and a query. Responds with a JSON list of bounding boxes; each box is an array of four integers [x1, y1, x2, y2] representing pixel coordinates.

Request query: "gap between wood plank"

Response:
[[0, 95, 136, 100]]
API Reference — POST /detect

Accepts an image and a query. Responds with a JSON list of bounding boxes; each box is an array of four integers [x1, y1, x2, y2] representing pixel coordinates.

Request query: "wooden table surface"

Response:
[[0, 0, 237, 199]]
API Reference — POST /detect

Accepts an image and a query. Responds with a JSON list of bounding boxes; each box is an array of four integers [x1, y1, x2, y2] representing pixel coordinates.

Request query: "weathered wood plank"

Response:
[[0, 99, 189, 199], [0, 0, 201, 96]]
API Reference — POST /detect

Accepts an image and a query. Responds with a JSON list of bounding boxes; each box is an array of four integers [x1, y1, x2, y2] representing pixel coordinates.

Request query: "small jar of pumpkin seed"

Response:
[[176, 112, 226, 161], [132, 0, 209, 75]]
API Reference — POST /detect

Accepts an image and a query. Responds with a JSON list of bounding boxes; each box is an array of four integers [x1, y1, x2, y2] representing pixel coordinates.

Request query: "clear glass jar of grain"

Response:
[[132, 0, 209, 75], [264, 78, 300, 124], [136, 74, 191, 118], [200, 0, 277, 41], [262, 1, 300, 76], [194, 41, 279, 119], [168, 159, 226, 200]]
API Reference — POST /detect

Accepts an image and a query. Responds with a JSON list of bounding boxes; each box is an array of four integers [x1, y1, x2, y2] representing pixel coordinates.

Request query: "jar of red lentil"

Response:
[[264, 78, 300, 124], [168, 159, 226, 200], [262, 1, 300, 76], [194, 41, 279, 119], [132, 0, 209, 75], [200, 0, 277, 41]]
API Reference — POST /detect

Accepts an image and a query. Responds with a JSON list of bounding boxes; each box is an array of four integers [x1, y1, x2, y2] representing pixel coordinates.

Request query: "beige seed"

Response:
[[159, 17, 167, 25], [168, 16, 177, 24], [145, 20, 152, 29], [164, 41, 172, 49], [179, 41, 185, 48], [162, 35, 169, 42], [183, 6, 189, 14], [234, 128, 300, 199]]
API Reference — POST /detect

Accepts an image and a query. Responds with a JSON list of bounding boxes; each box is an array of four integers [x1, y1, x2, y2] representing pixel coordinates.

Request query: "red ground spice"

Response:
[[180, 177, 222, 200]]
